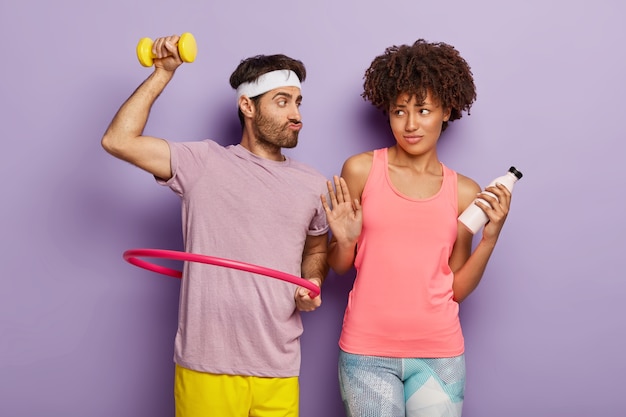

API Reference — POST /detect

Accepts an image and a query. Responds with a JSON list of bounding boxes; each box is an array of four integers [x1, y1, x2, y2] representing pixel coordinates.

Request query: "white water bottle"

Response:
[[458, 166, 523, 234]]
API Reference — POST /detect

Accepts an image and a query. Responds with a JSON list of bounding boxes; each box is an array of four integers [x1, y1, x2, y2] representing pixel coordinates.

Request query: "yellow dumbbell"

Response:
[[136, 32, 197, 67]]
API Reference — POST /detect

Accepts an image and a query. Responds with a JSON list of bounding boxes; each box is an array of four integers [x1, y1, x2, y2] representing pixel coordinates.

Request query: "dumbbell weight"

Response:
[[136, 32, 197, 67]]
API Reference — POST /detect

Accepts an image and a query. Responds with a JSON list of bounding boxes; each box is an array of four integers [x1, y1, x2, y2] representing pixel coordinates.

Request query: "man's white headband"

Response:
[[236, 70, 301, 100]]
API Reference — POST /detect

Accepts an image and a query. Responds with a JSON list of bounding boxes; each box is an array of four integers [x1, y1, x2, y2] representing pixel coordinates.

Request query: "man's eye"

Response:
[[420, 109, 431, 115]]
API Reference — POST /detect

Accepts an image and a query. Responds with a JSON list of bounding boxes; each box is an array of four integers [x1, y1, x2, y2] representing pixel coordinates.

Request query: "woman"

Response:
[[322, 39, 514, 417]]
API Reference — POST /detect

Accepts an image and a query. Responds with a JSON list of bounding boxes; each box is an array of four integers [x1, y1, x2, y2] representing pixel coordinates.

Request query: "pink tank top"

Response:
[[339, 148, 464, 358]]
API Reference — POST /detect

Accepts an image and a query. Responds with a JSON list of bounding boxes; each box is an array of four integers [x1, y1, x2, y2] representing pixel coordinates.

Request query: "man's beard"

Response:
[[252, 109, 300, 150]]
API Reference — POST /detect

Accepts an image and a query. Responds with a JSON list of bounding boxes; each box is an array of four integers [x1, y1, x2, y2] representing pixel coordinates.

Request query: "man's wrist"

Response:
[[307, 277, 323, 287]]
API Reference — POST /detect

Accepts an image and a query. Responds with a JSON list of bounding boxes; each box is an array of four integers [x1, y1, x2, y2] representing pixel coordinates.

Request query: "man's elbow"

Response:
[[101, 132, 129, 158], [101, 132, 117, 154]]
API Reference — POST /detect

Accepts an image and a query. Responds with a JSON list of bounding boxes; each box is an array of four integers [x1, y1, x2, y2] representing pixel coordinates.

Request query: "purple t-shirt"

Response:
[[159, 140, 328, 377]]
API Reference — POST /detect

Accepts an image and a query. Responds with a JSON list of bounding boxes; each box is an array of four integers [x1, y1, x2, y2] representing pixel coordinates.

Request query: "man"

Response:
[[101, 34, 329, 416]]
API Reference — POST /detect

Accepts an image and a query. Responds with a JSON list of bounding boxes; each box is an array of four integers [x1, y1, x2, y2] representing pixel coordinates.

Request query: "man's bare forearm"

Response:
[[102, 69, 174, 153]]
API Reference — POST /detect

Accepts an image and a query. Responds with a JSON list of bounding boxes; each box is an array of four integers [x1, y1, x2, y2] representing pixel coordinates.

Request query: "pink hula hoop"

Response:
[[122, 248, 320, 297]]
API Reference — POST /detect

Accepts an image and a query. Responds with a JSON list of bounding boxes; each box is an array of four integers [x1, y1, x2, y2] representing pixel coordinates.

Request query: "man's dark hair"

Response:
[[362, 39, 476, 132], [230, 54, 306, 127]]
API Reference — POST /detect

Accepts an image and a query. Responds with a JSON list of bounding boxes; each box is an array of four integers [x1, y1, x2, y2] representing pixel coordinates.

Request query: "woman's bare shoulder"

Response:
[[341, 150, 376, 197], [342, 151, 375, 176], [456, 171, 482, 209]]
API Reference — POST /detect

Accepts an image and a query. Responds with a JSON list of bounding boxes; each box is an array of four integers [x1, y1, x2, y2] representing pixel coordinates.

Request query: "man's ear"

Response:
[[238, 95, 254, 118]]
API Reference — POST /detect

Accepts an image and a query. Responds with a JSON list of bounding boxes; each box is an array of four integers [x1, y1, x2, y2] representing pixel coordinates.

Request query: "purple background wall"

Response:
[[1, 0, 625, 416]]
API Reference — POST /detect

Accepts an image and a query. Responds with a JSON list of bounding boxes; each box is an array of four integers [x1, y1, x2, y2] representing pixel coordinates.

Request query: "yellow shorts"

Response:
[[174, 365, 299, 417]]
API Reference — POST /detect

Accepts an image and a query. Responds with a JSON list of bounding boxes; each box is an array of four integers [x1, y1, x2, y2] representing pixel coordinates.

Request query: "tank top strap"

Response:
[[372, 148, 387, 174], [440, 163, 458, 213], [362, 148, 390, 197]]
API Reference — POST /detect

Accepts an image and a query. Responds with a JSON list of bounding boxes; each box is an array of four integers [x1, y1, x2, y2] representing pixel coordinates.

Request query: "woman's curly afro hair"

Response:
[[362, 39, 477, 131]]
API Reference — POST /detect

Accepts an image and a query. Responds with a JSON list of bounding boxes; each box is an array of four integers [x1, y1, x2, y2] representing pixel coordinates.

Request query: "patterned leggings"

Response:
[[338, 350, 465, 417]]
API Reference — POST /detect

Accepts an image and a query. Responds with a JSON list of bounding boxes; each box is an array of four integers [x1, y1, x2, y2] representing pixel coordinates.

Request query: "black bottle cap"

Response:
[[508, 166, 523, 179]]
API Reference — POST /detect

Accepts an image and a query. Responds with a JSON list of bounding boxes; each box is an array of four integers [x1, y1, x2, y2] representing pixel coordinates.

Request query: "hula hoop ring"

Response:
[[123, 248, 320, 297]]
